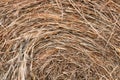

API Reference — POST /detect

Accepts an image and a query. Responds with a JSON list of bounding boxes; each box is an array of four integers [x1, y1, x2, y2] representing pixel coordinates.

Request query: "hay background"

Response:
[[0, 0, 120, 80]]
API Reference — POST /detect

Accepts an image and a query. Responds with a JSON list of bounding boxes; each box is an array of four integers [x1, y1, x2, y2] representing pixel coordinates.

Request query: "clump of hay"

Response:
[[0, 0, 120, 80]]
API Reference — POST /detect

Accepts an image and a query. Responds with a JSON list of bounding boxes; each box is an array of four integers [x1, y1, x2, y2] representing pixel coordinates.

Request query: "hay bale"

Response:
[[0, 0, 120, 80]]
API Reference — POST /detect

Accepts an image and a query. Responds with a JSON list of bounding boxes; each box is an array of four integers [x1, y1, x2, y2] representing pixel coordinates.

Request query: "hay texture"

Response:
[[0, 0, 120, 80]]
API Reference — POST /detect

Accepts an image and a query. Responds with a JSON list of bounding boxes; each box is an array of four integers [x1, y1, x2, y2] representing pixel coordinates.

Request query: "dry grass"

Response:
[[0, 0, 120, 80]]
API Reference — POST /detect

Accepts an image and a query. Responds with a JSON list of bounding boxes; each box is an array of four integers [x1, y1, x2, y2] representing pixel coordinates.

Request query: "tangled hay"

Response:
[[0, 0, 120, 80]]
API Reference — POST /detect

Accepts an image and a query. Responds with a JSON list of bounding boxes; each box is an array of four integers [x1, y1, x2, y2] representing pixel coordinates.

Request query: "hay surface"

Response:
[[0, 0, 120, 80]]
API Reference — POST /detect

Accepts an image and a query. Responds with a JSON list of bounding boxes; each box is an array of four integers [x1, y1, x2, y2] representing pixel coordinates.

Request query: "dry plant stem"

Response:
[[0, 0, 120, 80]]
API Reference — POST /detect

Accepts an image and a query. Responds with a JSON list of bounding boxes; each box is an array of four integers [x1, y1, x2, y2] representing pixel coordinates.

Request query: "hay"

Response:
[[0, 0, 120, 80]]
